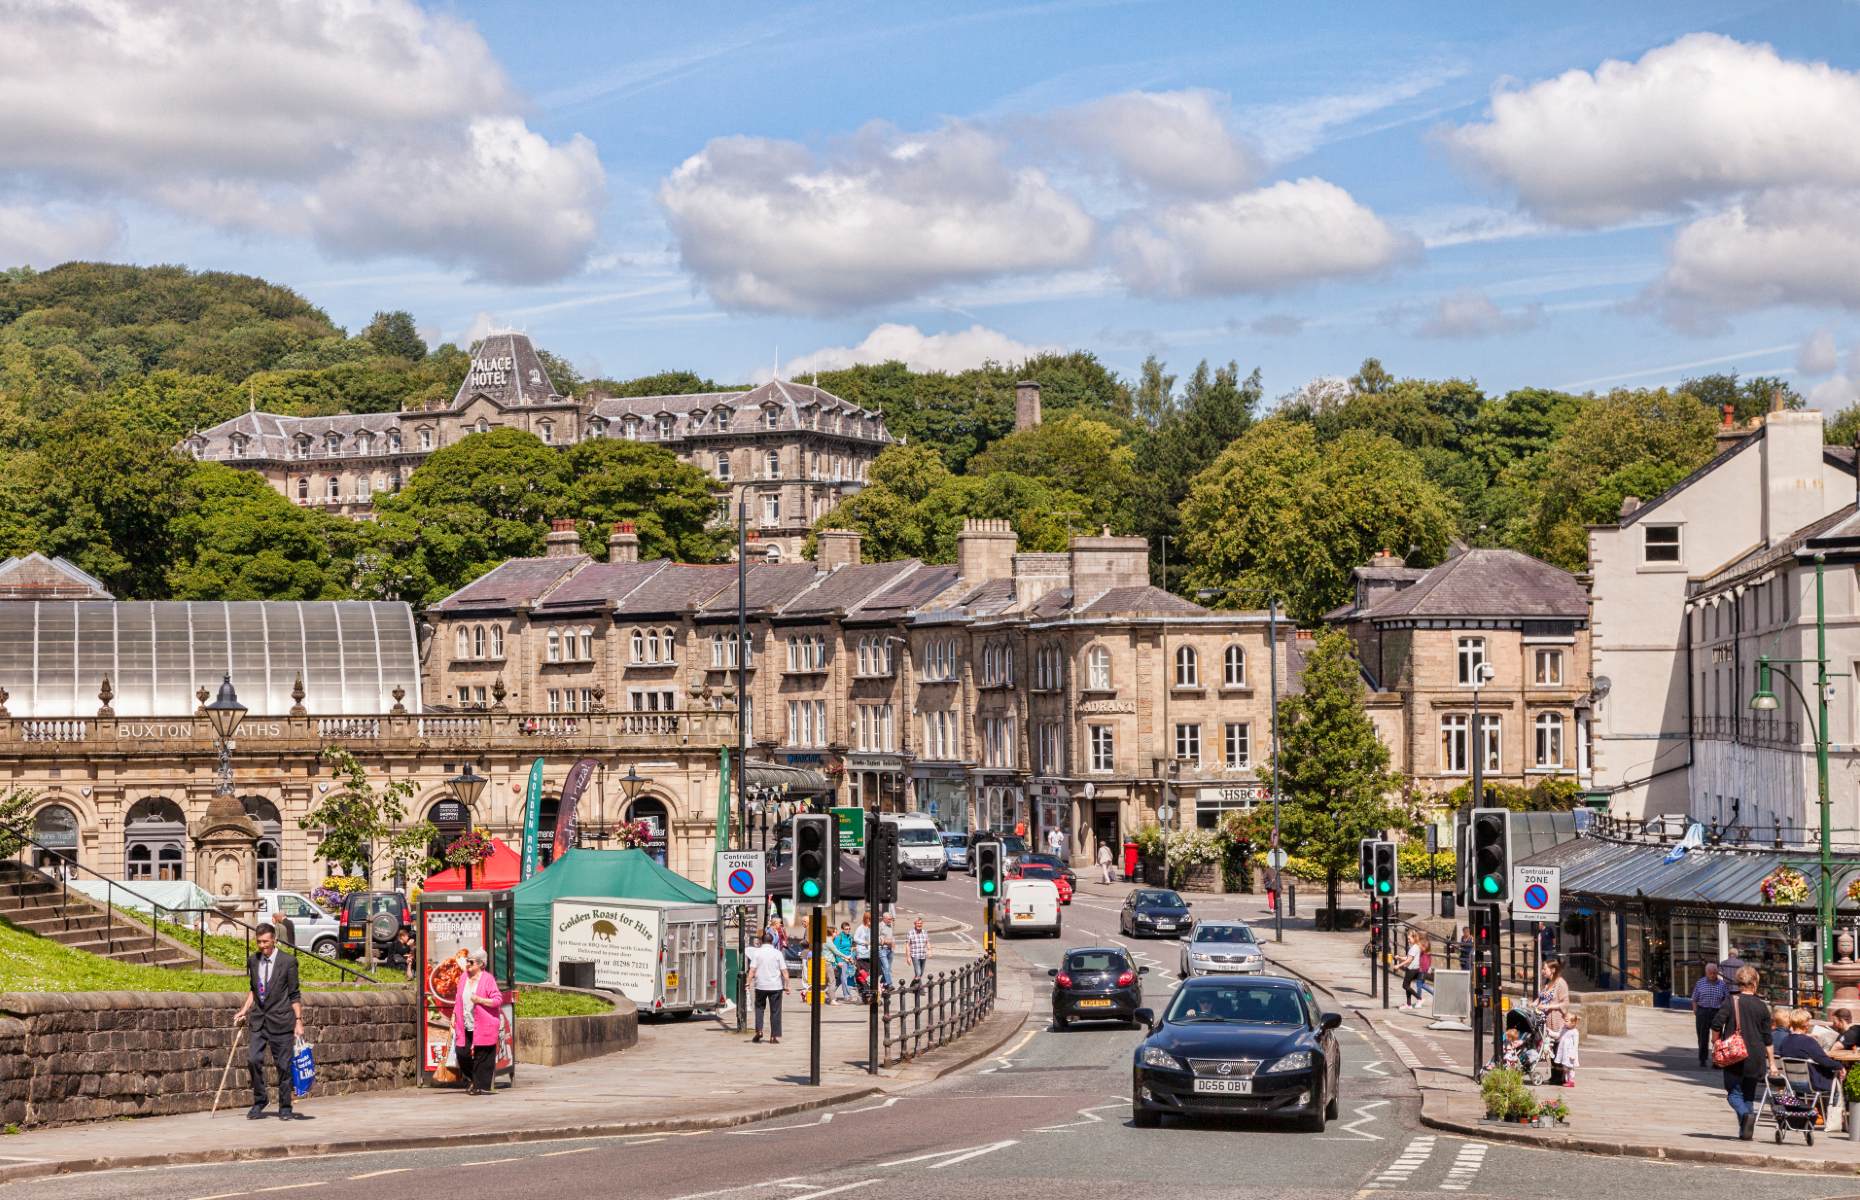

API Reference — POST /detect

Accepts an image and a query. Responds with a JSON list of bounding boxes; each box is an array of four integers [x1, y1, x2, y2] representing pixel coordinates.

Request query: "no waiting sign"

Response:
[[1512, 865, 1560, 923], [716, 850, 766, 907]]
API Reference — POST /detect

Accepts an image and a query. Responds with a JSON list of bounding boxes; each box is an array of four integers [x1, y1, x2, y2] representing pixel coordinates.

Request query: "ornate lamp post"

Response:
[[204, 674, 247, 796], [616, 763, 652, 848], [447, 763, 488, 888]]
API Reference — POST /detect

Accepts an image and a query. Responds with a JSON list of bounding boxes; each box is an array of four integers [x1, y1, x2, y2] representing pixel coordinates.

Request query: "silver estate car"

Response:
[[1178, 919, 1266, 977]]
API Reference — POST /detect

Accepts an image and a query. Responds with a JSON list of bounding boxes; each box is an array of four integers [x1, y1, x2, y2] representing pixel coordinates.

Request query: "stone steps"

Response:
[[0, 861, 210, 969]]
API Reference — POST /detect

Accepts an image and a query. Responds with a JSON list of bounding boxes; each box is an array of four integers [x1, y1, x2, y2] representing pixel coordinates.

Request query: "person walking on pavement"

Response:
[[453, 950, 504, 1095], [877, 913, 896, 990], [1047, 825, 1067, 860], [1690, 960, 1731, 1069], [1712, 965, 1772, 1140], [1097, 841, 1115, 885], [831, 922, 857, 1002], [907, 917, 930, 982], [748, 930, 787, 1044], [232, 923, 306, 1121], [1538, 959, 1572, 1085]]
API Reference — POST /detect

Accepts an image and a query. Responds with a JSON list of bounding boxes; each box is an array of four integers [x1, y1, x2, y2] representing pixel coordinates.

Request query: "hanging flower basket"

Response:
[[1761, 866, 1811, 907], [611, 819, 654, 850], [443, 829, 496, 868], [1846, 876, 1860, 906]]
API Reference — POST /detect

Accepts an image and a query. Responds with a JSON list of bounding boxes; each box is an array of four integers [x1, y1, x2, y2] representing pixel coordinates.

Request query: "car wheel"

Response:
[[1326, 1091, 1340, 1120], [937, 870, 948, 881], [1054, 1014, 1069, 1031], [311, 937, 338, 959], [1298, 1100, 1327, 1133], [1132, 1098, 1161, 1128]]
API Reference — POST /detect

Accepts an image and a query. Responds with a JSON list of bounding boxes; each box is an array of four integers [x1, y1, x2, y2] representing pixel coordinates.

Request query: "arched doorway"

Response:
[[537, 795, 560, 867], [242, 797, 282, 891], [625, 796, 670, 866], [124, 797, 187, 881], [30, 803, 79, 875]]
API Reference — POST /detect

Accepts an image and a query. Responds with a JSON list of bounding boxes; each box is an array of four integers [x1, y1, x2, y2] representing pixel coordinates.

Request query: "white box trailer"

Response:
[[548, 897, 724, 1016]]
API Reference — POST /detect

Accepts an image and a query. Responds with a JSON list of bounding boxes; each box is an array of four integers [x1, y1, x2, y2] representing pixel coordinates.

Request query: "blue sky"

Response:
[[4, 1, 1858, 405]]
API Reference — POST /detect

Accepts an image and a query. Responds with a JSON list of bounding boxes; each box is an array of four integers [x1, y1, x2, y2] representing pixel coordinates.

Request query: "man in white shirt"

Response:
[[748, 930, 789, 1044], [1047, 827, 1067, 860]]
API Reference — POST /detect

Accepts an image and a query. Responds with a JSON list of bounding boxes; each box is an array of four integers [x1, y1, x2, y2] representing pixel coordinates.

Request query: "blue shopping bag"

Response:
[[291, 1038, 316, 1098]]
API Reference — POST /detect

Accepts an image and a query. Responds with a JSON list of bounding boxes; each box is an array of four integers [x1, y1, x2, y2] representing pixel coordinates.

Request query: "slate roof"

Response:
[[781, 560, 921, 618], [1522, 832, 1860, 912], [0, 553, 112, 600], [531, 561, 669, 613], [589, 379, 889, 442], [1075, 585, 1207, 617], [187, 409, 406, 461], [1691, 502, 1859, 596], [427, 557, 587, 613], [695, 563, 823, 616], [614, 564, 738, 615], [448, 332, 563, 409], [851, 564, 961, 622], [1360, 548, 1587, 621]]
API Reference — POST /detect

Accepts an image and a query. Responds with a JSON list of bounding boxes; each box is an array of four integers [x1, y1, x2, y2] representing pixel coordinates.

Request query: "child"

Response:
[[1488, 1026, 1528, 1073], [1553, 1014, 1580, 1087]]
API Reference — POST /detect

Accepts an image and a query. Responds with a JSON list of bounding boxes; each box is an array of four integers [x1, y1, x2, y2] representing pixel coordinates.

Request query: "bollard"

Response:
[[1287, 882, 1297, 917]]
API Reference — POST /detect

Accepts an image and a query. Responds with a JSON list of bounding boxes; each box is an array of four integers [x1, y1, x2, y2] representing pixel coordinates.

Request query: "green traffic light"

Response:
[[801, 879, 821, 899], [1378, 880, 1391, 894], [1480, 875, 1499, 895], [981, 880, 996, 895]]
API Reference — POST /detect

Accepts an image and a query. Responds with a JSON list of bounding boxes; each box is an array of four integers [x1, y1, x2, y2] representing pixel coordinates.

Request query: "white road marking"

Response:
[[785, 1182, 878, 1200], [251, 1185, 327, 1194], [459, 1158, 522, 1166], [1360, 1059, 1389, 1077], [1439, 1141, 1488, 1191], [540, 1147, 598, 1157], [185, 1193, 247, 1200], [1028, 1100, 1127, 1132], [664, 1176, 807, 1200], [347, 1169, 410, 1180], [1364, 1135, 1435, 1190], [1319, 1099, 1388, 1142], [881, 1139, 1019, 1169], [727, 1097, 898, 1135]]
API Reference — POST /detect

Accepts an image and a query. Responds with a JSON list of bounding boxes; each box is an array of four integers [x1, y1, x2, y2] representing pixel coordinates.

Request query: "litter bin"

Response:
[[559, 959, 595, 990], [1123, 841, 1139, 883]]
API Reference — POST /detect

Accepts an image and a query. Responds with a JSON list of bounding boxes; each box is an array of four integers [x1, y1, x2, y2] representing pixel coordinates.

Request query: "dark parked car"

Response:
[[1051, 947, 1147, 1029], [1018, 853, 1077, 890], [964, 831, 1028, 874], [338, 890, 412, 961], [941, 833, 971, 871], [1131, 976, 1342, 1131], [1119, 888, 1191, 938]]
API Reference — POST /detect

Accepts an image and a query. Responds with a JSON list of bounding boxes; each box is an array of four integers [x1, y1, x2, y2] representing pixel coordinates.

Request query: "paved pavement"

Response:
[[9, 876, 1860, 1199]]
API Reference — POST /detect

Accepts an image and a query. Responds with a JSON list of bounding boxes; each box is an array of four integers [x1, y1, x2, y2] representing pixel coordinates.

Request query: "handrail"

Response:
[[1, 820, 379, 983], [878, 954, 995, 1067]]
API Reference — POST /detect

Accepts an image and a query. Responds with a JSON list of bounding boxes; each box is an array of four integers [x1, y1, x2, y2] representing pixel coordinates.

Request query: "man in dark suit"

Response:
[[233, 923, 307, 1120]]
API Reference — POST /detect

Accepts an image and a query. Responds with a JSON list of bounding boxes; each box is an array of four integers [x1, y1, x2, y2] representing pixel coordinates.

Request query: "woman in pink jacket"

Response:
[[453, 950, 503, 1095]]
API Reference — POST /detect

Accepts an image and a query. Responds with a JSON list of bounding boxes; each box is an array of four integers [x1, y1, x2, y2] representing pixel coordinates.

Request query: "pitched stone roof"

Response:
[[695, 563, 823, 616], [1362, 548, 1587, 621], [531, 561, 669, 613], [427, 556, 587, 613], [614, 564, 738, 615], [780, 560, 922, 618], [1691, 502, 1860, 596], [1074, 585, 1207, 617], [588, 378, 888, 442], [0, 553, 112, 600], [449, 332, 563, 409]]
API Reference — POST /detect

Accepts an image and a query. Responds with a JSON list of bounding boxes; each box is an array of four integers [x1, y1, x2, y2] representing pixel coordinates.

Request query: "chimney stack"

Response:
[[1014, 380, 1042, 433], [545, 517, 581, 558], [1369, 547, 1404, 569], [816, 528, 862, 572], [957, 518, 1018, 587], [608, 520, 640, 563]]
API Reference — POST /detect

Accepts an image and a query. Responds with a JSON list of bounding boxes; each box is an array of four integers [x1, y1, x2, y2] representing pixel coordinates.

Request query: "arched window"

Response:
[[1086, 646, 1112, 691], [473, 625, 486, 657], [766, 544, 783, 562], [579, 628, 595, 660], [857, 637, 871, 676], [30, 803, 79, 873], [662, 627, 677, 662], [124, 797, 187, 882], [418, 427, 433, 451], [326, 477, 340, 501], [1175, 645, 1200, 688], [475, 418, 489, 434], [456, 627, 471, 659], [242, 798, 282, 891], [546, 629, 562, 663], [489, 625, 504, 658], [631, 628, 646, 663], [297, 478, 309, 500], [1224, 645, 1246, 688], [765, 449, 780, 479]]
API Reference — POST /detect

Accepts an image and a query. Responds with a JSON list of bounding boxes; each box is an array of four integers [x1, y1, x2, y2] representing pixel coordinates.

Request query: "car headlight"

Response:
[[1134, 913, 1153, 922], [1190, 952, 1214, 962], [1262, 1051, 1312, 1074], [1141, 1046, 1185, 1070]]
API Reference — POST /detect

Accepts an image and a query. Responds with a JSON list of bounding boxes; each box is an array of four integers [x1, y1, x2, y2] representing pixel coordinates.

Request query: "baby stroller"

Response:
[[1504, 1003, 1554, 1085], [1766, 1060, 1824, 1145]]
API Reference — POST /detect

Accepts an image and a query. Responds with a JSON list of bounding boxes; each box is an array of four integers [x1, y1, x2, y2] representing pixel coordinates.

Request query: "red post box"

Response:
[[1122, 841, 1139, 883]]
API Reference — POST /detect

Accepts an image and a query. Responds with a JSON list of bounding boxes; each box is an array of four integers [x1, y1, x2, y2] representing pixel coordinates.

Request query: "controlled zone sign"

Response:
[[1512, 865, 1560, 923], [715, 850, 766, 907]]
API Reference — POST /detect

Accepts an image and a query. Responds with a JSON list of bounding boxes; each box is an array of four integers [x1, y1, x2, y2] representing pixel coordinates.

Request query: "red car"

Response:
[[1014, 862, 1073, 904]]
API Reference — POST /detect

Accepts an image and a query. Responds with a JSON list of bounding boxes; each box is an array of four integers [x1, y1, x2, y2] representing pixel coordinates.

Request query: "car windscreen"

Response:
[[897, 828, 941, 845], [1065, 951, 1129, 973], [1135, 890, 1185, 907], [941, 834, 966, 847], [1166, 985, 1305, 1025], [1018, 865, 1057, 877], [1193, 924, 1257, 944], [1000, 836, 1028, 853]]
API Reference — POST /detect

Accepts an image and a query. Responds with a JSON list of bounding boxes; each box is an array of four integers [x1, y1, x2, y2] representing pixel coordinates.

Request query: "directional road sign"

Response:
[[1266, 849, 1289, 869], [1512, 865, 1560, 923], [716, 850, 766, 907]]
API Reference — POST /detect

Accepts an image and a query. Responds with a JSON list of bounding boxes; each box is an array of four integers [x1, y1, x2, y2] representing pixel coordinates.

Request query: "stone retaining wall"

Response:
[[0, 988, 419, 1128], [515, 988, 637, 1067]]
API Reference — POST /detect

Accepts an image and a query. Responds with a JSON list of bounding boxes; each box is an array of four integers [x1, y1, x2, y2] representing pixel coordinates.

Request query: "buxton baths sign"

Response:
[[116, 721, 285, 741]]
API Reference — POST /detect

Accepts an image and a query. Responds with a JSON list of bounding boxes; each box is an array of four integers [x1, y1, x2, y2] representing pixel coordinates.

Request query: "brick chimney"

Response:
[[1069, 527, 1150, 594], [957, 518, 1018, 587], [1369, 547, 1403, 569], [1014, 380, 1042, 433], [608, 520, 640, 563], [816, 528, 862, 572], [545, 517, 581, 558]]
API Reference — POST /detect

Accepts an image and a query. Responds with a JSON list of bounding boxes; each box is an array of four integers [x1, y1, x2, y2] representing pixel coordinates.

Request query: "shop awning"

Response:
[[1520, 835, 1860, 912], [743, 761, 832, 795]]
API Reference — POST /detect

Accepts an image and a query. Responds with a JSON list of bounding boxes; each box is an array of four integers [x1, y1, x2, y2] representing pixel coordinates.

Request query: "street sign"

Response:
[[1512, 865, 1560, 923], [1157, 805, 1173, 823], [830, 806, 866, 851], [716, 850, 765, 907], [1266, 848, 1288, 869], [428, 799, 470, 832]]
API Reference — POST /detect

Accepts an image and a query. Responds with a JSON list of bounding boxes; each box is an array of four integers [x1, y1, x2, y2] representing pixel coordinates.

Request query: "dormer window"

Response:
[[538, 419, 554, 445], [294, 435, 312, 459], [418, 427, 433, 451], [228, 434, 248, 456], [625, 417, 639, 440], [764, 408, 779, 430], [658, 415, 673, 439], [355, 432, 372, 455], [587, 417, 605, 438], [326, 432, 341, 455], [387, 429, 401, 452]]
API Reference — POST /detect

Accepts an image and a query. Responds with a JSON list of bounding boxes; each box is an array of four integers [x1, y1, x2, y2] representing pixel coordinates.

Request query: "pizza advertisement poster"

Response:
[[420, 907, 486, 1074]]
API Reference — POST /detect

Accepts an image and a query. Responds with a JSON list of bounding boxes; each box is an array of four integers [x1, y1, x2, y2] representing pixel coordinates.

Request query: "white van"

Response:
[[994, 878, 1062, 938], [881, 814, 948, 880]]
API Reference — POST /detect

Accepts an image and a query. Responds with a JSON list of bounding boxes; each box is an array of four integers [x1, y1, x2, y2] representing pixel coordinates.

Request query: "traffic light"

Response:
[[793, 813, 835, 905], [867, 818, 900, 907], [1470, 807, 1510, 903], [975, 839, 1003, 900], [1359, 839, 1377, 892], [1372, 840, 1398, 898]]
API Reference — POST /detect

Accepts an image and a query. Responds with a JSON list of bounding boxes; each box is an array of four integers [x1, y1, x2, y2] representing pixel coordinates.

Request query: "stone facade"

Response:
[[0, 987, 418, 1128], [180, 333, 893, 560]]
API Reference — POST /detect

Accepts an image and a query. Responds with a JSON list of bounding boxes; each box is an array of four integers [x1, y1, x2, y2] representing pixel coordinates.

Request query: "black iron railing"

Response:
[[879, 954, 995, 1067]]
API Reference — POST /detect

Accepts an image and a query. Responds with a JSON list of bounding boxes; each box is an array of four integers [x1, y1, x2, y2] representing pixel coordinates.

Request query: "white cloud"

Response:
[[659, 123, 1094, 313], [1414, 290, 1543, 339], [0, 0, 605, 282], [1800, 329, 1840, 376], [1241, 65, 1466, 163], [0, 205, 122, 267], [1657, 188, 1860, 316], [1044, 89, 1258, 197], [778, 323, 1062, 377], [1446, 34, 1860, 226], [1809, 375, 1858, 411], [1110, 178, 1414, 297]]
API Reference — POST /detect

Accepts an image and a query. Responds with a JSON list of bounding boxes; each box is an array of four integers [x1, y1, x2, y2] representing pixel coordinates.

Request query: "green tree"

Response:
[[0, 789, 36, 857], [165, 463, 360, 600], [1131, 355, 1177, 430], [1273, 629, 1404, 917], [1132, 360, 1261, 585], [966, 412, 1135, 532], [558, 438, 730, 563], [1681, 372, 1799, 424], [594, 369, 726, 397], [360, 310, 426, 362], [299, 748, 434, 885], [1179, 420, 1460, 622], [1828, 402, 1860, 448]]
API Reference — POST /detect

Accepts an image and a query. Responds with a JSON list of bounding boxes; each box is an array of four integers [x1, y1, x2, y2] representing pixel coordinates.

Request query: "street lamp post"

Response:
[[1749, 552, 1837, 1005], [204, 674, 247, 798], [615, 763, 651, 840], [447, 763, 488, 889]]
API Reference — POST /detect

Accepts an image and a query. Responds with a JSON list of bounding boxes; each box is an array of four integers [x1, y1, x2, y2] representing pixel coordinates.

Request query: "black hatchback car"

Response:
[[1050, 947, 1147, 1029], [1119, 888, 1191, 938], [1131, 976, 1342, 1131]]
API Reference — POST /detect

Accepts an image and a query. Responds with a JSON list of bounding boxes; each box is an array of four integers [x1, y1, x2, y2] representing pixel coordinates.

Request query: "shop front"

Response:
[[847, 754, 906, 814], [972, 773, 1024, 835], [1192, 781, 1269, 830], [1027, 779, 1069, 853], [911, 765, 968, 830]]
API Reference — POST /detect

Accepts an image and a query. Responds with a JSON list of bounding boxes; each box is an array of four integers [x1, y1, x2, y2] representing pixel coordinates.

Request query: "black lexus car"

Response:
[[1050, 946, 1147, 1029], [1131, 975, 1342, 1131], [1119, 888, 1191, 938]]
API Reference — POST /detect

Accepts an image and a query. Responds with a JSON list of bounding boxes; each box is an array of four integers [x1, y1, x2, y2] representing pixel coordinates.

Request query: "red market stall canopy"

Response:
[[425, 837, 523, 891]]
